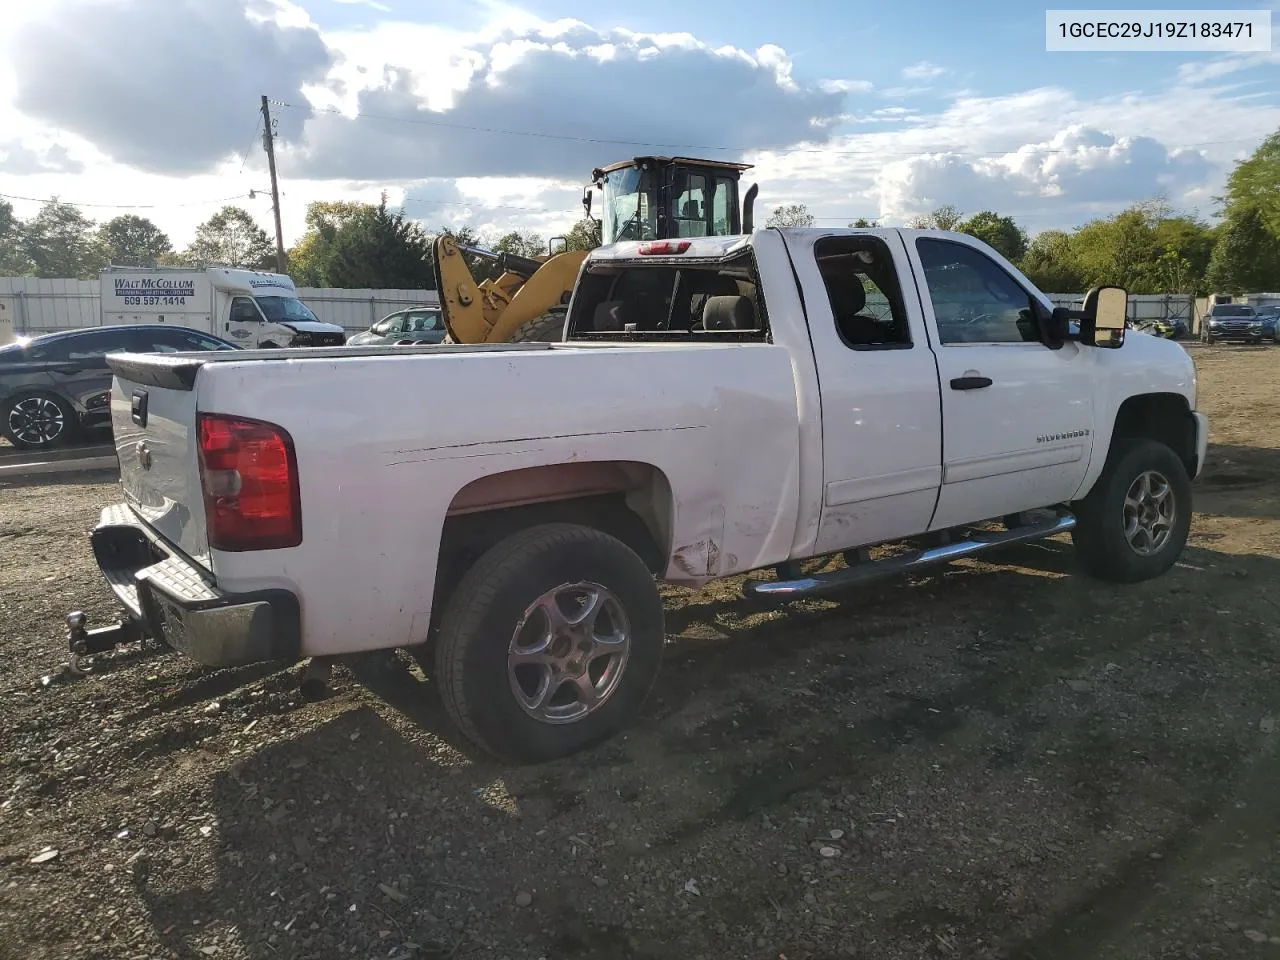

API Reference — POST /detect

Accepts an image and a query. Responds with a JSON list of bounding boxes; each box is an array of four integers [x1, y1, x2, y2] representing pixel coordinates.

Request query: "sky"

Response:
[[0, 0, 1277, 254]]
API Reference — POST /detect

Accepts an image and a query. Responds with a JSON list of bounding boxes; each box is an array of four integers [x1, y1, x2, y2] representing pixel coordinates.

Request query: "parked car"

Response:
[[83, 227, 1207, 763], [1201, 303, 1262, 344], [346, 306, 446, 346], [1257, 306, 1280, 343], [0, 324, 238, 450]]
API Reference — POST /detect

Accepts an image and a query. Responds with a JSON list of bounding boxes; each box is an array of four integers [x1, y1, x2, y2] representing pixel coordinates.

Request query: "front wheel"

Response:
[[434, 523, 664, 763], [2, 391, 77, 450], [1071, 438, 1191, 583]]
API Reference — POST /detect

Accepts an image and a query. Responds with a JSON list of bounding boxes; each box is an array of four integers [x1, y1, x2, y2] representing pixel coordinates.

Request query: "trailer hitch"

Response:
[[66, 611, 146, 674]]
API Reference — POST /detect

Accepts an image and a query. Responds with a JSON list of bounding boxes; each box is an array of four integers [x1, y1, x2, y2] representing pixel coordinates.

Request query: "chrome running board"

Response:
[[743, 508, 1077, 599]]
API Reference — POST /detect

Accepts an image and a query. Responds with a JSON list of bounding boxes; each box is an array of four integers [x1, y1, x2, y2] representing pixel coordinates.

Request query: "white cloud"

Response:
[[333, 0, 391, 11], [873, 125, 1213, 226], [902, 60, 946, 80], [8, 0, 332, 174], [287, 20, 846, 182], [0, 0, 1276, 254], [1176, 50, 1280, 85], [749, 80, 1279, 232]]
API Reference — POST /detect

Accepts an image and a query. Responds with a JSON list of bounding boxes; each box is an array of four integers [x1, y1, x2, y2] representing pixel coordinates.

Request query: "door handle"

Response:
[[950, 376, 992, 390]]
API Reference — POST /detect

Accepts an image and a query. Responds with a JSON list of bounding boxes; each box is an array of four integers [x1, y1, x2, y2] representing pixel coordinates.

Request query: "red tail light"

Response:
[[197, 413, 301, 551], [638, 240, 690, 255]]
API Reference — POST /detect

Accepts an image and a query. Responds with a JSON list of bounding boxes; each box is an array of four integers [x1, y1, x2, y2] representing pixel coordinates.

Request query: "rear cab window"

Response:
[[813, 235, 912, 350], [566, 246, 769, 342]]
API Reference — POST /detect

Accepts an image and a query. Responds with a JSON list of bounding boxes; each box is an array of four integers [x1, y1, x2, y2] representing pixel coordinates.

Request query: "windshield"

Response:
[[602, 166, 657, 244], [254, 295, 321, 324], [1210, 304, 1255, 317]]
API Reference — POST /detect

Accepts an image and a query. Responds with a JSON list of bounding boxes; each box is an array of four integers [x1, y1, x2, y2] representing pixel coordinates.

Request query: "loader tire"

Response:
[[440, 310, 566, 346], [434, 523, 664, 763], [509, 310, 568, 343]]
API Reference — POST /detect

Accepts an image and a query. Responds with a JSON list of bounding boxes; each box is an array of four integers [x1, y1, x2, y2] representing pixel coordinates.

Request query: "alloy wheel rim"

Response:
[[1122, 469, 1175, 556], [508, 581, 631, 725], [8, 397, 65, 445]]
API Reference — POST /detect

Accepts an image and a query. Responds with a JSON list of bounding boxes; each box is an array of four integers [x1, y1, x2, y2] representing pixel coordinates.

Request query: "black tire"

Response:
[[2, 390, 77, 450], [434, 523, 664, 763], [1071, 438, 1192, 583], [508, 310, 568, 343]]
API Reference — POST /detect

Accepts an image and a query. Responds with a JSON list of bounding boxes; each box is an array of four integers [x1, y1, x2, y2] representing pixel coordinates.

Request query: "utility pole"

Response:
[[260, 95, 287, 274]]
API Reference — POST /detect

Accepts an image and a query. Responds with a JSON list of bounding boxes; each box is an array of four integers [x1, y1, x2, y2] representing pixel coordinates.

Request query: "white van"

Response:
[[99, 267, 346, 348]]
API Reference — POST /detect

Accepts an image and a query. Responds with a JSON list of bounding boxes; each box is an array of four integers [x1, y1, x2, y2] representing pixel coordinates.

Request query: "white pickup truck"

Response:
[[77, 227, 1208, 763]]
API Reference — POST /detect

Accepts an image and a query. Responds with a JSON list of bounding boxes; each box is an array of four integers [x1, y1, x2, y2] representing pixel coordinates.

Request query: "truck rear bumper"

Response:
[[91, 504, 301, 667]]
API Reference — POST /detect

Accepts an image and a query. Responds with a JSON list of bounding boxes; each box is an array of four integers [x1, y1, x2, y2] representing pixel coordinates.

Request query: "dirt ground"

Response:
[[2, 343, 1279, 960]]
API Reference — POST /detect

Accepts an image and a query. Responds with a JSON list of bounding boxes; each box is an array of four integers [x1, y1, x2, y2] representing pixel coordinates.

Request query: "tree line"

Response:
[[0, 191, 602, 289], [766, 128, 1280, 296], [3, 127, 1275, 294]]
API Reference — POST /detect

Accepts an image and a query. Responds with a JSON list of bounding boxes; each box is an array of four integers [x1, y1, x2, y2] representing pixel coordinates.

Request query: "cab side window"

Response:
[[230, 297, 262, 323], [814, 235, 912, 349], [916, 239, 1040, 345]]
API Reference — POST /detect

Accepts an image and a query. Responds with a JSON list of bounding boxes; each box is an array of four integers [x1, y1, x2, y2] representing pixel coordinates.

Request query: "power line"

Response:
[[238, 112, 262, 175], [268, 98, 1266, 160], [0, 190, 252, 211]]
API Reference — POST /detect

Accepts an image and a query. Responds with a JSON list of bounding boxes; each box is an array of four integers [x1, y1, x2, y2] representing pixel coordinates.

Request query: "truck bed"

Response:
[[105, 338, 805, 658]]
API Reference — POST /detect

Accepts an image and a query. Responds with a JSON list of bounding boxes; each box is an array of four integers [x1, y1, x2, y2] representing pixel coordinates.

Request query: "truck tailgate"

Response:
[[108, 356, 209, 567]]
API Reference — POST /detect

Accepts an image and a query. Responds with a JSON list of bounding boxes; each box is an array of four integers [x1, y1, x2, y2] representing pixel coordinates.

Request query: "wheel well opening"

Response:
[[432, 462, 674, 620], [1111, 393, 1196, 473]]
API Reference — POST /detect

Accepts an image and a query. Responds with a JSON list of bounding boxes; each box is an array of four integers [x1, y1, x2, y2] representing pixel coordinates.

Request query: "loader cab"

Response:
[[587, 157, 757, 245]]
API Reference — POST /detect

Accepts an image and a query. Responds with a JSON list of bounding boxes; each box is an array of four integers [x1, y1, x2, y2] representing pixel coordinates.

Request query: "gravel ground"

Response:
[[2, 343, 1279, 960]]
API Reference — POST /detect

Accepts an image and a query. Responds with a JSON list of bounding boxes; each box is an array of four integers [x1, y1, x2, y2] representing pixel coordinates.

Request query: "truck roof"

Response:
[[583, 226, 999, 263]]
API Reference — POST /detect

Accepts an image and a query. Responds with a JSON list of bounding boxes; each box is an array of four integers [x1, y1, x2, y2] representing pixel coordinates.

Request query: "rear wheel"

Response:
[[2, 391, 76, 450], [1071, 438, 1191, 583], [434, 523, 664, 763]]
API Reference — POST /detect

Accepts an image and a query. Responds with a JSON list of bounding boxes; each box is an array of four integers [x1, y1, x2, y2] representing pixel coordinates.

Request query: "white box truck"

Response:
[[100, 266, 347, 348]]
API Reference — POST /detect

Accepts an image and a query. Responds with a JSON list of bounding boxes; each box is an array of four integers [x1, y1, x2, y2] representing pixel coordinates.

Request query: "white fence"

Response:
[[0, 277, 440, 335]]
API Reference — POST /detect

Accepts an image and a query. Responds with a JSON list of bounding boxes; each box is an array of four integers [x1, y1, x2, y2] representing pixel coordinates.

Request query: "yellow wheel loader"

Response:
[[433, 156, 759, 344]]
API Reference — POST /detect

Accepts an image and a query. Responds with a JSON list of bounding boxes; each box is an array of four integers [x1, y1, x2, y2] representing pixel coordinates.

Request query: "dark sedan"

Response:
[[0, 324, 237, 451], [1200, 303, 1263, 344]]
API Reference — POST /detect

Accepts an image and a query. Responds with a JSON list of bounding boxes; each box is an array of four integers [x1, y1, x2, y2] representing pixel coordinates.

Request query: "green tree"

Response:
[[765, 203, 815, 228], [21, 198, 106, 278], [1153, 215, 1214, 290], [0, 199, 31, 275], [849, 218, 879, 228], [561, 217, 602, 252], [908, 205, 965, 231], [493, 230, 546, 259], [1019, 230, 1084, 292], [181, 206, 275, 269], [1069, 199, 1169, 293], [958, 211, 1028, 263], [98, 214, 172, 267], [288, 201, 372, 286], [325, 195, 433, 289], [1204, 205, 1280, 294], [1221, 128, 1280, 236]]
